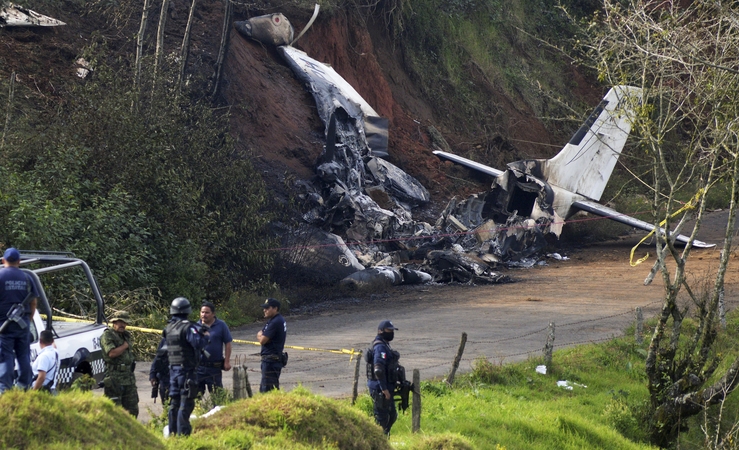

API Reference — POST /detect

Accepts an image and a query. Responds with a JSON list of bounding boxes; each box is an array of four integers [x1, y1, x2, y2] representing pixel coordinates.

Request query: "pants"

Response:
[[0, 318, 32, 393], [260, 360, 283, 393], [103, 373, 139, 418], [197, 365, 223, 395], [370, 386, 397, 435], [169, 365, 197, 436]]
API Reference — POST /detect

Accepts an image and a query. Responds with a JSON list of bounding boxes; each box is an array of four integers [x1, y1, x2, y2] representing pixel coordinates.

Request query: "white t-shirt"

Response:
[[32, 345, 59, 390]]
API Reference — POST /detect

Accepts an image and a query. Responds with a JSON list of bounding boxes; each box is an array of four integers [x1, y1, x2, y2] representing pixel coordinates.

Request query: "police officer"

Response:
[[101, 311, 138, 417], [0, 247, 37, 393], [148, 336, 169, 403], [164, 297, 209, 436], [367, 320, 400, 435], [257, 298, 286, 392]]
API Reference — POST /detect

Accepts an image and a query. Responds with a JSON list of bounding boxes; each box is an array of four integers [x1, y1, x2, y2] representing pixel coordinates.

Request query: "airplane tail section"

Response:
[[543, 85, 642, 201]]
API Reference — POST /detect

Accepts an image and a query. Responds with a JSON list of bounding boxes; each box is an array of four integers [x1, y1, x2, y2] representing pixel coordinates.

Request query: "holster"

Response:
[[185, 378, 199, 399]]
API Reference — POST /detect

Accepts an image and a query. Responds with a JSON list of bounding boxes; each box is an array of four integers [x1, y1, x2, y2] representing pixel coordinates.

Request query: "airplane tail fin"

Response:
[[543, 85, 642, 201]]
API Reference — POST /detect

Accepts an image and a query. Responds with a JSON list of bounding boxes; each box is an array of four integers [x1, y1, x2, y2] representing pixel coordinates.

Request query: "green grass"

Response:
[[6, 313, 739, 449], [0, 390, 164, 449]]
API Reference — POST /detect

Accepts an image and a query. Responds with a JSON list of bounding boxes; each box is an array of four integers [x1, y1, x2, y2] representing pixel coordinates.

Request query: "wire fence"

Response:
[[219, 296, 739, 398]]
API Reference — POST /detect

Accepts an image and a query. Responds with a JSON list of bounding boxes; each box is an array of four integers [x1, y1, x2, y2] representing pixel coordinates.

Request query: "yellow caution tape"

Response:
[[630, 189, 704, 266], [43, 315, 361, 357]]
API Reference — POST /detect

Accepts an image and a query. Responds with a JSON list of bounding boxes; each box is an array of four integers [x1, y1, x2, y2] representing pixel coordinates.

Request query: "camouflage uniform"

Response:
[[101, 326, 139, 417]]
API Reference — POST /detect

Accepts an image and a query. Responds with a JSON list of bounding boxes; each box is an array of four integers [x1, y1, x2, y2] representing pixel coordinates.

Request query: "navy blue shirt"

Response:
[[260, 313, 286, 356], [198, 318, 232, 363], [0, 266, 36, 318]]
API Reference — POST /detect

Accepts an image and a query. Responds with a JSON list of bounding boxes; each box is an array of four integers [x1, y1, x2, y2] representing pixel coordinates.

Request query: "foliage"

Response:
[[390, 0, 598, 151], [0, 390, 164, 449], [573, 0, 739, 446], [0, 40, 276, 304]]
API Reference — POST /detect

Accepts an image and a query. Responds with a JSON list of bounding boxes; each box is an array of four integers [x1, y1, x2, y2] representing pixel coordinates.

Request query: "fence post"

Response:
[[412, 369, 421, 433], [232, 361, 252, 399], [352, 350, 362, 405], [447, 332, 467, 386], [544, 322, 555, 367], [635, 307, 644, 344]]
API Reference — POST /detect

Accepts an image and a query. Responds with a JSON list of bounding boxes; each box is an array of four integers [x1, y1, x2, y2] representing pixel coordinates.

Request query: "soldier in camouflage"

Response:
[[101, 311, 138, 417]]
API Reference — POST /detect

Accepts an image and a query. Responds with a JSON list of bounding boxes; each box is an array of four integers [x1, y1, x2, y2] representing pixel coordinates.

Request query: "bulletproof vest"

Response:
[[165, 319, 196, 367], [366, 339, 401, 382]]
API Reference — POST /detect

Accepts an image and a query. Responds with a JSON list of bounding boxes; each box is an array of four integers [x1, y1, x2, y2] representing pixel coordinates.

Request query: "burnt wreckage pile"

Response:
[[235, 13, 551, 287]]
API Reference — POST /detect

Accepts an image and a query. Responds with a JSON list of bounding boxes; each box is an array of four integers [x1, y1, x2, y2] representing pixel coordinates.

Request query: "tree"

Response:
[[574, 0, 739, 446]]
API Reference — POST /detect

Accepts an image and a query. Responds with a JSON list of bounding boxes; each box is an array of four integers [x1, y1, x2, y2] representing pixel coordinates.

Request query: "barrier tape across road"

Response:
[[42, 314, 362, 359]]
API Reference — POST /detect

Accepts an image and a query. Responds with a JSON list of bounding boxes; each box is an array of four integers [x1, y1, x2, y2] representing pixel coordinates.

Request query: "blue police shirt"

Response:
[[260, 313, 286, 356], [0, 266, 36, 318], [198, 318, 232, 363]]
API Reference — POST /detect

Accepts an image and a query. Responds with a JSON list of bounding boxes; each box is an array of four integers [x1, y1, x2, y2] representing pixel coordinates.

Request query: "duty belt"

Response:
[[200, 361, 224, 368], [261, 354, 281, 362]]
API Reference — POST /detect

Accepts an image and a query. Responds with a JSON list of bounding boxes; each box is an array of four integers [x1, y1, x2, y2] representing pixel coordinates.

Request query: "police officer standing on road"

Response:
[[0, 248, 37, 393], [165, 297, 209, 436], [101, 311, 138, 417], [367, 320, 400, 435], [257, 298, 286, 392], [196, 301, 232, 396]]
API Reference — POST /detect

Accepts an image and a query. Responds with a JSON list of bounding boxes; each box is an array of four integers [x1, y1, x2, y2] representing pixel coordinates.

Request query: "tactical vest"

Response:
[[165, 319, 196, 367], [365, 339, 400, 383]]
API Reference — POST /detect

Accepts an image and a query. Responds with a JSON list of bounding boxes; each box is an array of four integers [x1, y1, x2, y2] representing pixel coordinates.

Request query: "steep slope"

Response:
[[222, 6, 599, 224]]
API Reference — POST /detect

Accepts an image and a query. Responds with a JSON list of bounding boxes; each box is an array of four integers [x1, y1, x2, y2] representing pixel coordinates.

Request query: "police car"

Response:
[[21, 252, 107, 389]]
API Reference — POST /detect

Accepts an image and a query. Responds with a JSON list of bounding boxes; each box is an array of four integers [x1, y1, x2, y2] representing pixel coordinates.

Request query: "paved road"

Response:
[[135, 226, 738, 422]]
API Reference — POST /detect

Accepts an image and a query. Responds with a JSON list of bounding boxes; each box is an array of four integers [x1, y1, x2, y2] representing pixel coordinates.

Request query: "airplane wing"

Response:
[[572, 199, 715, 248], [432, 151, 504, 177]]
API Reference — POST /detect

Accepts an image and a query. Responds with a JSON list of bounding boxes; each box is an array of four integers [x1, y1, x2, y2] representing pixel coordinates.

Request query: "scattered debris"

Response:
[[557, 380, 587, 390], [536, 365, 547, 375], [235, 9, 617, 288], [1, 3, 66, 27]]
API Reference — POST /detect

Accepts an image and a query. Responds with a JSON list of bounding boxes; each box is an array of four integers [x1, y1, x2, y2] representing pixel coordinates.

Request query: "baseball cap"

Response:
[[261, 298, 281, 309], [2, 248, 20, 263], [109, 311, 131, 324], [378, 320, 398, 331]]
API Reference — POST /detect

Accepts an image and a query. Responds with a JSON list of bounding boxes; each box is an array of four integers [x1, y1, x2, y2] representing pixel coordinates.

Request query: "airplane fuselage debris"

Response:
[[1, 3, 65, 27], [234, 14, 713, 288]]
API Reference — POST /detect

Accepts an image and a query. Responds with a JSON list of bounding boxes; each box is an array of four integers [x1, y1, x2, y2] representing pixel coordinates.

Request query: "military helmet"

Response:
[[170, 297, 192, 315]]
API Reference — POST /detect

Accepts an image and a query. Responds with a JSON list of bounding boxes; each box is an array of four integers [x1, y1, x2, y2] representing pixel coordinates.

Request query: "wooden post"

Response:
[[412, 369, 421, 433], [232, 362, 252, 399], [544, 322, 555, 367], [352, 350, 362, 405], [245, 366, 252, 398], [446, 332, 467, 386], [635, 307, 644, 344]]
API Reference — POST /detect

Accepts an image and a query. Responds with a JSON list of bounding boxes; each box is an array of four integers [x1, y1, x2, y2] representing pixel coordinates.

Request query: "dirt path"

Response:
[[135, 212, 739, 423]]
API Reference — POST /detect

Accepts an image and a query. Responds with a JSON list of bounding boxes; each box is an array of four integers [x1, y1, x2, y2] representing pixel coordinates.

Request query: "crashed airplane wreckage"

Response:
[[234, 11, 711, 288], [1, 3, 65, 27]]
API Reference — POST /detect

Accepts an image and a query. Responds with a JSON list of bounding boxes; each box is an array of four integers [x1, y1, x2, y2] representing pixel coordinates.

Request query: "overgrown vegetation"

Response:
[[1, 0, 279, 309], [0, 390, 164, 449], [568, 1, 739, 446], [6, 309, 739, 448]]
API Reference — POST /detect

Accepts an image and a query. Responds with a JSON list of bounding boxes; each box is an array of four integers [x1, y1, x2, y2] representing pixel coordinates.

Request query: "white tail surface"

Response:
[[543, 85, 642, 201]]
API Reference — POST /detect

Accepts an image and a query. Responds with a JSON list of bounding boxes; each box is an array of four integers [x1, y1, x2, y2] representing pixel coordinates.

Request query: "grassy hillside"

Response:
[[10, 309, 739, 448]]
